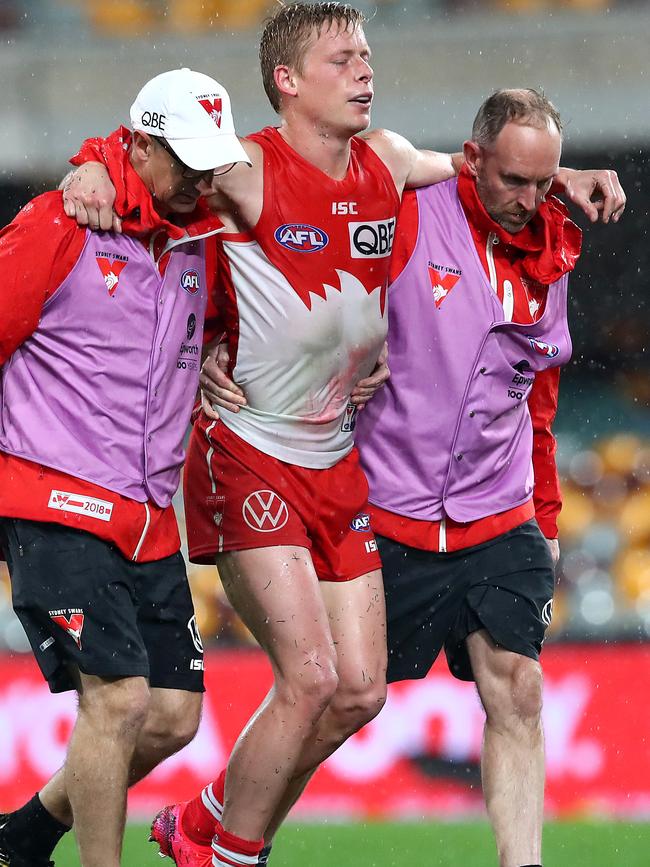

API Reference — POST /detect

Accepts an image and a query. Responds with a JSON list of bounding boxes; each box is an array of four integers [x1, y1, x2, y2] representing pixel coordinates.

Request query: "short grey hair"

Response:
[[472, 88, 563, 148]]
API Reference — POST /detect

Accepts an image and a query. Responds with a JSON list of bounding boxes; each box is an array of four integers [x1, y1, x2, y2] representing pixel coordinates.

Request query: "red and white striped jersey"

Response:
[[214, 127, 400, 469]]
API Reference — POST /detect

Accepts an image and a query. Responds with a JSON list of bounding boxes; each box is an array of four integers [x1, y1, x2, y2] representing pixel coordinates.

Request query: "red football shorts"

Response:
[[184, 415, 382, 582]]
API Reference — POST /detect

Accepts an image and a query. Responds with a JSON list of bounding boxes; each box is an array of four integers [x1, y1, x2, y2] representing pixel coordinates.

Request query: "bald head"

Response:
[[472, 88, 562, 149]]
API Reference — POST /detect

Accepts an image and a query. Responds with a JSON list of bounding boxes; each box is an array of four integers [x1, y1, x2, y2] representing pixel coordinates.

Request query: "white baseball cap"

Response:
[[130, 68, 251, 171]]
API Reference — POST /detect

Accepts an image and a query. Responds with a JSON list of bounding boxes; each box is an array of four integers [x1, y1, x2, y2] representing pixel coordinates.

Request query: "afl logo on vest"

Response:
[[181, 269, 200, 295], [274, 223, 329, 253], [528, 337, 559, 358]]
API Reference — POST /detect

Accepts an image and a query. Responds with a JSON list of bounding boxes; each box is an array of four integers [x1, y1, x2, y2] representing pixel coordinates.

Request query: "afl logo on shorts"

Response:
[[350, 513, 371, 532], [274, 224, 329, 253], [242, 490, 289, 532], [541, 599, 554, 627], [181, 269, 201, 295], [528, 337, 559, 358]]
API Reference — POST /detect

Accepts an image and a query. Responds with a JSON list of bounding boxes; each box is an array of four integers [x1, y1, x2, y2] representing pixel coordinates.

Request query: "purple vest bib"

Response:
[[356, 178, 572, 523], [0, 229, 209, 507]]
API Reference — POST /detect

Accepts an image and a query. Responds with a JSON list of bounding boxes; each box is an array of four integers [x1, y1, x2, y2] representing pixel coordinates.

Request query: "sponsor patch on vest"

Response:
[[428, 261, 462, 308], [274, 224, 329, 253], [48, 490, 114, 522], [181, 269, 201, 295], [177, 336, 199, 371], [528, 337, 559, 358], [348, 218, 396, 259], [186, 313, 197, 340], [96, 252, 128, 297]]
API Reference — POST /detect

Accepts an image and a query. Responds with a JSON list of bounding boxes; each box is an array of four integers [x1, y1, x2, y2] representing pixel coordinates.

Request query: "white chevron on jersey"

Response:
[[218, 238, 387, 469]]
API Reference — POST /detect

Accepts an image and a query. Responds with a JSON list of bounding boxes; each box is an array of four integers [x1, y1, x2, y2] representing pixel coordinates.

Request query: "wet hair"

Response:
[[472, 88, 563, 147], [260, 2, 365, 113]]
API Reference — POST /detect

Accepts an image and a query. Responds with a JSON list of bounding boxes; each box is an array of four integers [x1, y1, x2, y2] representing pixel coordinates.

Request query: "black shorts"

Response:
[[379, 520, 555, 683], [1, 518, 205, 694]]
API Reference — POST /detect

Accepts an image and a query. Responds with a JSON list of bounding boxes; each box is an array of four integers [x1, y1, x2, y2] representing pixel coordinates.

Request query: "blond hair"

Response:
[[260, 2, 365, 113]]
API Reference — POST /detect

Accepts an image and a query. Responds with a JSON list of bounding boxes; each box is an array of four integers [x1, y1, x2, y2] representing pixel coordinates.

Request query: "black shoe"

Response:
[[258, 844, 272, 865], [0, 814, 55, 867]]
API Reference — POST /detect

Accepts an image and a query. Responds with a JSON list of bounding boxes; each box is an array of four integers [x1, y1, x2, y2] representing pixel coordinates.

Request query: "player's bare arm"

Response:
[[362, 127, 625, 223], [62, 127, 624, 229], [552, 166, 626, 223], [361, 127, 462, 197], [62, 162, 122, 232], [200, 137, 264, 232], [62, 136, 265, 233]]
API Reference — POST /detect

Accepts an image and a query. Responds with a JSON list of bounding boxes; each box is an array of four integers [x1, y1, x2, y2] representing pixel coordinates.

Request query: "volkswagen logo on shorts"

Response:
[[181, 268, 200, 295], [242, 490, 289, 532], [186, 313, 196, 340], [187, 615, 204, 653], [541, 599, 554, 628], [274, 223, 329, 253]]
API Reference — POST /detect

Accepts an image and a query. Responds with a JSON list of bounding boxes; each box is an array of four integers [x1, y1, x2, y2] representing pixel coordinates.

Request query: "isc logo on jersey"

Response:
[[349, 218, 396, 259], [275, 224, 329, 253], [181, 269, 200, 295]]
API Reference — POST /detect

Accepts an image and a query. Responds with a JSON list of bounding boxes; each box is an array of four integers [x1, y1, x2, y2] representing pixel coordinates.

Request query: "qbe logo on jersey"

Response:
[[242, 490, 289, 533], [349, 218, 396, 259], [275, 223, 329, 253]]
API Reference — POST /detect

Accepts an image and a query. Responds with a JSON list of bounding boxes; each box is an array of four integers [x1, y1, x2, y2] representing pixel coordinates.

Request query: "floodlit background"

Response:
[[0, 1, 649, 863]]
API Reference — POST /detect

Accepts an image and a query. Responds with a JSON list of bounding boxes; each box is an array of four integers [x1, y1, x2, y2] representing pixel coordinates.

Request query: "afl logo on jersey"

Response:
[[528, 337, 559, 358], [274, 223, 329, 253], [181, 269, 201, 295], [350, 513, 371, 532]]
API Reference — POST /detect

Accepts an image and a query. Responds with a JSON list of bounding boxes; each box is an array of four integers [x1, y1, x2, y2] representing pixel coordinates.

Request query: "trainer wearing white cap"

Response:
[[0, 70, 247, 867], [130, 67, 249, 172]]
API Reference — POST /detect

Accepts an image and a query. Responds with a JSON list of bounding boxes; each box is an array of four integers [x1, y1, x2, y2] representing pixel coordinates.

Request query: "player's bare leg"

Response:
[[38, 688, 202, 827], [467, 629, 544, 867], [262, 568, 387, 842], [64, 672, 151, 867], [217, 545, 340, 842]]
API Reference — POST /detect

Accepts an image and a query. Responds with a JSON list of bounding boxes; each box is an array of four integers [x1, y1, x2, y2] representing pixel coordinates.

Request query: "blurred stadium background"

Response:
[[1, 0, 649, 864]]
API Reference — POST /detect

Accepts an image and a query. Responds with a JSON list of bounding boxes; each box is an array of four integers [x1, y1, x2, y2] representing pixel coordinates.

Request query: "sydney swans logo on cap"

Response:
[[197, 94, 223, 127]]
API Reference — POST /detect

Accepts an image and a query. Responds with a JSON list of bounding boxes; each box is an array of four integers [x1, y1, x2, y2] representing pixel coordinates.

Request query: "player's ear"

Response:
[[274, 64, 298, 101], [132, 131, 153, 164], [463, 139, 481, 178]]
